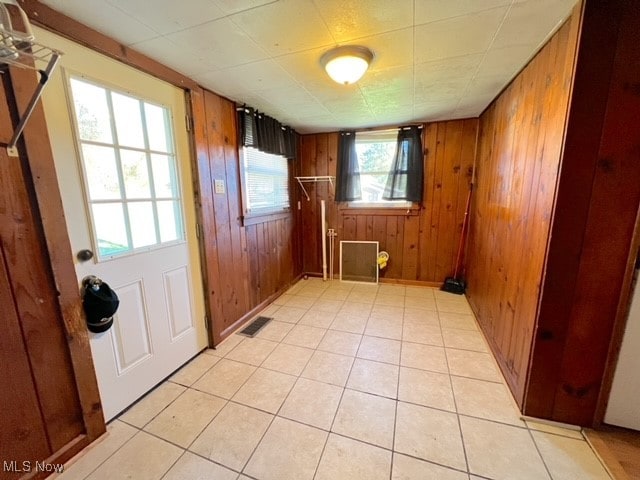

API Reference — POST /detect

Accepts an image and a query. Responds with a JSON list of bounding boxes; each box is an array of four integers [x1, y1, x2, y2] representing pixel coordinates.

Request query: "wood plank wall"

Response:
[[465, 11, 581, 406], [526, 0, 640, 426], [190, 88, 302, 345], [299, 119, 478, 284]]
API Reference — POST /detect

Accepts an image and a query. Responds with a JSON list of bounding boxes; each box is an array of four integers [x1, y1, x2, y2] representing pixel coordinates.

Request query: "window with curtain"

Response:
[[241, 147, 290, 215], [237, 106, 297, 218], [336, 127, 423, 207]]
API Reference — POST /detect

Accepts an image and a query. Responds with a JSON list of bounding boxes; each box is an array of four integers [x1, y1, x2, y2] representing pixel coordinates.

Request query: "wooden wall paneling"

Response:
[[417, 123, 438, 281], [494, 74, 521, 372], [246, 224, 260, 307], [255, 223, 268, 301], [434, 122, 463, 282], [454, 119, 477, 276], [6, 68, 99, 450], [269, 220, 279, 295], [385, 217, 397, 277], [220, 99, 250, 320], [315, 133, 329, 275], [203, 91, 238, 336], [465, 9, 581, 407], [188, 88, 223, 345], [527, 0, 640, 425], [511, 23, 568, 394], [326, 133, 339, 276], [508, 41, 550, 393], [525, 0, 617, 419], [0, 217, 51, 471], [300, 120, 477, 285], [426, 123, 446, 281], [401, 215, 419, 279], [300, 135, 317, 273]]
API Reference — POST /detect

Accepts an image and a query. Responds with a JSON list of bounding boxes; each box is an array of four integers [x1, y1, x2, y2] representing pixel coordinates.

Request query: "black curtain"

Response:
[[237, 106, 298, 159], [335, 131, 361, 202], [383, 126, 423, 202]]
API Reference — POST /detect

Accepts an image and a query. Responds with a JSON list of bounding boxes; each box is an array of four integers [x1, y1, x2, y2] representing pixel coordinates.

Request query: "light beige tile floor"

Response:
[[57, 278, 612, 480]]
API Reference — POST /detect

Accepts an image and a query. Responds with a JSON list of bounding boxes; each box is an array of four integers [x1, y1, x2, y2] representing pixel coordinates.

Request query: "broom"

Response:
[[442, 125, 478, 295], [441, 187, 472, 294]]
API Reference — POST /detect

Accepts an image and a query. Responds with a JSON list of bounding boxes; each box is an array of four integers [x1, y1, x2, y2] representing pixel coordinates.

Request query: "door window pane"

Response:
[[128, 202, 157, 248], [151, 154, 176, 198], [82, 144, 121, 200], [112, 92, 145, 149], [69, 76, 184, 260], [145, 103, 170, 153], [157, 200, 180, 243], [70, 78, 112, 143], [121, 149, 151, 199], [92, 203, 129, 257]]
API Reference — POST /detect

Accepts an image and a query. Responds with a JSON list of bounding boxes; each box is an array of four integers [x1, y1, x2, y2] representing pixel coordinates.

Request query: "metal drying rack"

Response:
[[295, 176, 335, 201], [1, 27, 63, 156]]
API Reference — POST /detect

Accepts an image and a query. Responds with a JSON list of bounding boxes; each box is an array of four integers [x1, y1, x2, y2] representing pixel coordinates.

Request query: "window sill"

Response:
[[241, 210, 292, 226], [338, 203, 421, 216]]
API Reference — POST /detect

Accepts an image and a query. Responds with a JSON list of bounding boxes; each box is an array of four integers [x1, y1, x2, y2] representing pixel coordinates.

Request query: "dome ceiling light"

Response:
[[320, 45, 374, 85]]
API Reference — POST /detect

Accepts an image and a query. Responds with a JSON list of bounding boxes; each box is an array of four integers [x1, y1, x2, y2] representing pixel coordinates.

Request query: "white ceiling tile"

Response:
[[106, 0, 226, 35], [213, 0, 279, 15], [363, 88, 414, 109], [195, 59, 297, 97], [230, 0, 334, 55], [275, 46, 333, 83], [414, 7, 508, 63], [454, 93, 496, 117], [478, 44, 537, 79], [358, 66, 414, 95], [39, 0, 575, 133], [167, 18, 269, 69], [323, 94, 370, 114], [466, 74, 509, 97], [414, 53, 484, 86], [413, 102, 459, 122], [132, 37, 219, 76], [415, 0, 511, 25], [254, 85, 321, 107], [41, 0, 160, 44], [492, 0, 577, 49], [374, 110, 415, 126], [358, 28, 414, 73], [299, 81, 362, 102], [313, 0, 413, 42]]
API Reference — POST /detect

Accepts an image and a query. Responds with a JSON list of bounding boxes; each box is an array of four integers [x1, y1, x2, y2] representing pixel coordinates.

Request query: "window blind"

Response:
[[242, 147, 289, 214]]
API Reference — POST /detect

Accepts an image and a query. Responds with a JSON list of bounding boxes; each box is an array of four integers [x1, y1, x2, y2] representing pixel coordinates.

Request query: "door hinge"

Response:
[[204, 315, 209, 330], [185, 114, 193, 132], [196, 222, 201, 239]]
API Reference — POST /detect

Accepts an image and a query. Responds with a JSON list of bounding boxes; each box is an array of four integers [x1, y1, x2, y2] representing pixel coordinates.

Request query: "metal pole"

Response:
[[7, 52, 60, 155]]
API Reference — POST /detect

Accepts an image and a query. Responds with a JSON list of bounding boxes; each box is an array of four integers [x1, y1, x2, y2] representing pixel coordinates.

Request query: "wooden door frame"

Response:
[[593, 206, 640, 426]]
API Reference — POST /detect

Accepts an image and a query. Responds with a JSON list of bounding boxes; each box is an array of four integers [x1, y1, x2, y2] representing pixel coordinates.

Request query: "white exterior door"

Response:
[[39, 28, 207, 420], [605, 268, 640, 431]]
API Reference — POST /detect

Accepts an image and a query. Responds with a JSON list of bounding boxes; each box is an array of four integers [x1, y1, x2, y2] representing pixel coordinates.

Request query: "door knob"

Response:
[[77, 249, 94, 262]]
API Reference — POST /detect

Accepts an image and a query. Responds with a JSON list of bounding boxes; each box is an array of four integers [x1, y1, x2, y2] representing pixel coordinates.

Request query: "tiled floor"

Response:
[[56, 279, 612, 480]]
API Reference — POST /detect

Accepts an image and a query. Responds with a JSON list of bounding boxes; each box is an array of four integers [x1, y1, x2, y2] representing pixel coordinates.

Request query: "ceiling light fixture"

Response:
[[320, 45, 374, 85]]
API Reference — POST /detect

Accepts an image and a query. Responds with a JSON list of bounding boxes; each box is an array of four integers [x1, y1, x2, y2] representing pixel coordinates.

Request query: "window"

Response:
[[241, 146, 290, 215], [68, 76, 184, 259], [352, 129, 411, 207]]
